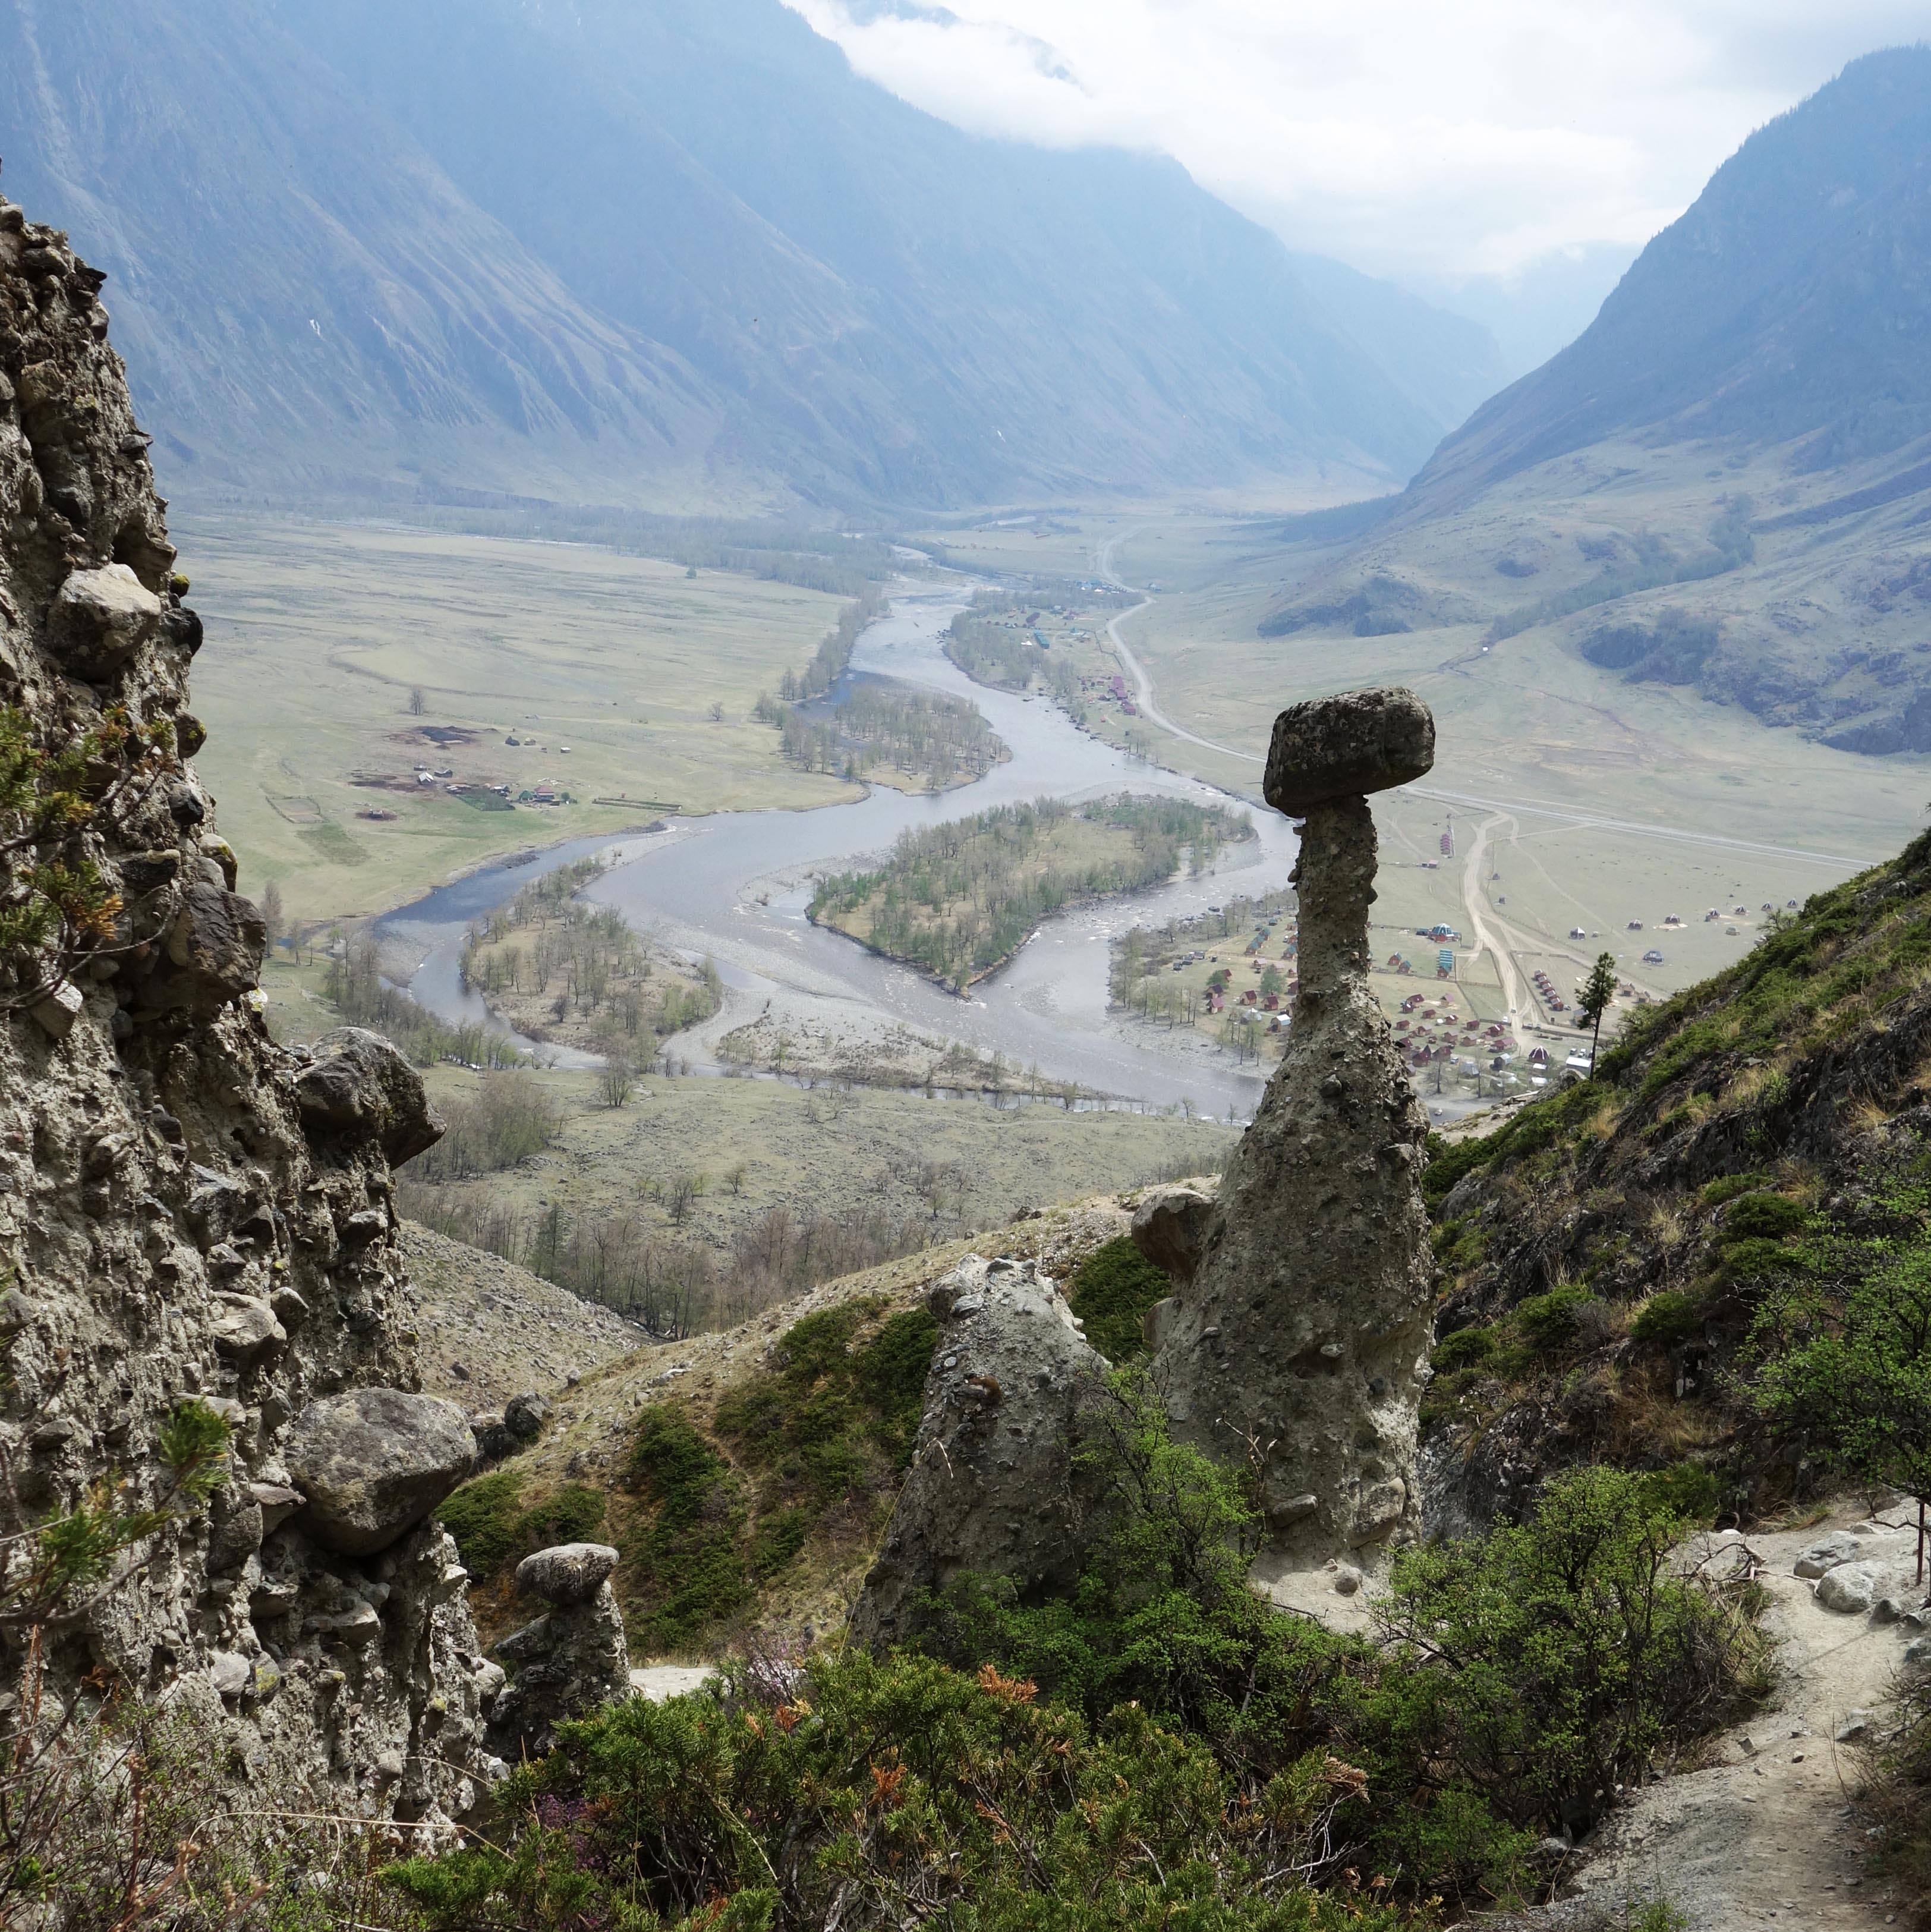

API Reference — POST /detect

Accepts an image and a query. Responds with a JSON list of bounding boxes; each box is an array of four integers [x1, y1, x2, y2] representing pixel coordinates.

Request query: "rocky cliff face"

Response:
[[0, 188, 494, 1827]]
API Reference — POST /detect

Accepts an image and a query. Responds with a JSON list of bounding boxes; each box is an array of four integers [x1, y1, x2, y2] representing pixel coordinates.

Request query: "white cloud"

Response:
[[784, 0, 1929, 281]]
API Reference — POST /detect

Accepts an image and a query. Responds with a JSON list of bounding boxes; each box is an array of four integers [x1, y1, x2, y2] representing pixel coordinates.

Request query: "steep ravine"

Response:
[[0, 191, 498, 1825]]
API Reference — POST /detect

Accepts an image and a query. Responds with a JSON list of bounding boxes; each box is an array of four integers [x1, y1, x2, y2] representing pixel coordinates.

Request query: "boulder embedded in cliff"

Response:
[[210, 1292, 285, 1359], [285, 1387, 475, 1556], [848, 1256, 1113, 1651], [294, 1027, 445, 1165], [47, 563, 162, 680], [515, 1542, 619, 1606], [157, 882, 266, 1004]]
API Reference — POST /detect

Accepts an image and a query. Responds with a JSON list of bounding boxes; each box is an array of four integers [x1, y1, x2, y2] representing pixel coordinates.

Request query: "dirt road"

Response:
[[1531, 1511, 1922, 1930]]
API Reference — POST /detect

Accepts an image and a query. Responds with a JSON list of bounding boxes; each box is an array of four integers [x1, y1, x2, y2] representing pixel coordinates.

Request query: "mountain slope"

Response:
[[1252, 47, 1931, 757], [0, 0, 735, 506], [1408, 46, 1931, 516], [1, 0, 1499, 509], [1422, 822, 1931, 1530]]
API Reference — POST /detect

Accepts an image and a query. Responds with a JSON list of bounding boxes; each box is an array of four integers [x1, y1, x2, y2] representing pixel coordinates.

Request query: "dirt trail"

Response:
[[1532, 1509, 1922, 1930]]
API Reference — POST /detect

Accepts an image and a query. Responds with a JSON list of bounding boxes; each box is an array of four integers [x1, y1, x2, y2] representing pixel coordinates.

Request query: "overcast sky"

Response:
[[785, 1, 1929, 288]]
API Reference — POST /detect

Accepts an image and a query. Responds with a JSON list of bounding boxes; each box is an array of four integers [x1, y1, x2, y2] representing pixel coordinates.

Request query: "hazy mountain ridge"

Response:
[[1256, 47, 1931, 759], [0, 0, 1501, 511], [1404, 46, 1931, 518], [0, 0, 741, 507]]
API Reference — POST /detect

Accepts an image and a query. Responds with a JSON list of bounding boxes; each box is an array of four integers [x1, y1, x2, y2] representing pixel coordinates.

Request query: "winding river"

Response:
[[381, 578, 1299, 1118]]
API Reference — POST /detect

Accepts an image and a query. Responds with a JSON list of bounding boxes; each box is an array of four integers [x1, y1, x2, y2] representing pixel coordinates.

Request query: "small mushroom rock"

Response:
[[285, 1389, 475, 1556], [484, 1577, 631, 1761], [515, 1542, 619, 1606]]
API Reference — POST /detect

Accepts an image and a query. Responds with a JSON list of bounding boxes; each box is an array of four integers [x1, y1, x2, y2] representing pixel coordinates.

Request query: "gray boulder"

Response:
[[505, 1392, 549, 1442], [163, 882, 267, 1000], [209, 1293, 285, 1359], [1817, 1560, 1895, 1615], [516, 1542, 619, 1606], [1794, 1525, 1908, 1578], [1794, 1532, 1863, 1579], [285, 1388, 475, 1556], [48, 562, 161, 679], [849, 1256, 1113, 1652], [484, 1581, 631, 1763], [294, 1027, 445, 1165], [1129, 1182, 1218, 1282]]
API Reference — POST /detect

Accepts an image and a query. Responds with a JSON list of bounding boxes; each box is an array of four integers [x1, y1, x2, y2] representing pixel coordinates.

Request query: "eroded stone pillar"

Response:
[[1149, 687, 1437, 1573]]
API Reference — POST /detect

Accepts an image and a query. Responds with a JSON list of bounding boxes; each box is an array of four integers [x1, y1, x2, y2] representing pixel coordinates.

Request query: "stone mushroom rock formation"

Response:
[[849, 1255, 1114, 1651], [1148, 687, 1437, 1576], [0, 183, 494, 1828], [485, 1543, 631, 1763]]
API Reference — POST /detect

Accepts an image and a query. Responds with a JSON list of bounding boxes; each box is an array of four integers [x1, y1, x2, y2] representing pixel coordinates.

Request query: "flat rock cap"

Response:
[[515, 1542, 620, 1604], [1264, 686, 1434, 815]]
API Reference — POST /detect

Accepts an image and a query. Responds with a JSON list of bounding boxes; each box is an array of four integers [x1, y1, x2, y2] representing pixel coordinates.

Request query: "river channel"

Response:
[[381, 578, 1300, 1118]]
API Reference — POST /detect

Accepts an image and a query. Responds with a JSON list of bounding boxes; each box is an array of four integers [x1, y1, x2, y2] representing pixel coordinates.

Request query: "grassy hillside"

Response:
[[434, 1198, 1143, 1654], [1419, 824, 1931, 1528]]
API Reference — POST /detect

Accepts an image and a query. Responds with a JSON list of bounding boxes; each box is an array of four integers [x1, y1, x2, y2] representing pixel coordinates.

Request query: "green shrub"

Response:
[[383, 1650, 1405, 1932], [1432, 1324, 1498, 1373], [855, 1305, 943, 1459], [937, 1382, 1755, 1902], [934, 1377, 1369, 1785], [1370, 1467, 1757, 1837], [1869, 1670, 1931, 1921], [515, 1483, 605, 1553], [436, 1474, 609, 1585], [1630, 1291, 1702, 1348], [1431, 1217, 1486, 1274], [626, 1300, 941, 1650], [628, 1410, 752, 1650], [406, 1385, 1760, 1925], [1699, 1170, 1771, 1207], [1513, 1284, 1607, 1354], [1423, 1127, 1501, 1209], [1710, 1236, 1807, 1288], [1638, 1461, 1722, 1525], [716, 1297, 939, 1485], [1716, 1192, 1806, 1242], [436, 1470, 524, 1578], [1066, 1235, 1171, 1363]]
